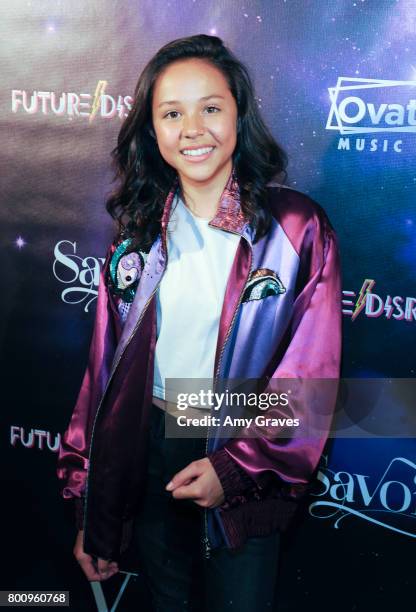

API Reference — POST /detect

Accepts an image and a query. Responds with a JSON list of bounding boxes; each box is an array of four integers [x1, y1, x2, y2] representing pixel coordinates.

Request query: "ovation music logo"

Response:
[[11, 80, 133, 122], [326, 77, 416, 153], [310, 455, 416, 539]]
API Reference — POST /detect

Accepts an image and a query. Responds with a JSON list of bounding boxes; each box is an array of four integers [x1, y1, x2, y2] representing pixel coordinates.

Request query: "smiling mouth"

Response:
[[180, 146, 216, 157]]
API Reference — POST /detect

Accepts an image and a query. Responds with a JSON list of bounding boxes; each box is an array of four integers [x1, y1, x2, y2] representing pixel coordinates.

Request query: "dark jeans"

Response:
[[133, 404, 280, 612]]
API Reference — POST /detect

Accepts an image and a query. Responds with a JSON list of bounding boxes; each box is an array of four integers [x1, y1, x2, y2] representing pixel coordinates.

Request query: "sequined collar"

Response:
[[160, 168, 249, 253]]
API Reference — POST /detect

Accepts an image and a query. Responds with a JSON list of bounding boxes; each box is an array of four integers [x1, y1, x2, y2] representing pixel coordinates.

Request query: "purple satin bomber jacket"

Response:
[[56, 170, 342, 563]]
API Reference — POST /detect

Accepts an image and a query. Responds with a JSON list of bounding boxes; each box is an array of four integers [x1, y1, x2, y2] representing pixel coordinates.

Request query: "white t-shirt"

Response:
[[153, 191, 240, 402]]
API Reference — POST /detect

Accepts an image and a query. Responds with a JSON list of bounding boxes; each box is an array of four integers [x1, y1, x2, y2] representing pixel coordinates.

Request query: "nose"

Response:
[[182, 113, 205, 138]]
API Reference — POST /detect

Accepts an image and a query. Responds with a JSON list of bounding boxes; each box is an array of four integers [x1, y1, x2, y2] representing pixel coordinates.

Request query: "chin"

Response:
[[179, 161, 229, 182]]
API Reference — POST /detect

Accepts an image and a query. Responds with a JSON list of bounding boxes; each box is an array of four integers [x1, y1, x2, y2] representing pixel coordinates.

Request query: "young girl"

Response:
[[57, 34, 342, 611]]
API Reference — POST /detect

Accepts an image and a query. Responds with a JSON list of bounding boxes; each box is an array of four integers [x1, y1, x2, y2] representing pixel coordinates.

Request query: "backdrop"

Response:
[[1, 1, 415, 610]]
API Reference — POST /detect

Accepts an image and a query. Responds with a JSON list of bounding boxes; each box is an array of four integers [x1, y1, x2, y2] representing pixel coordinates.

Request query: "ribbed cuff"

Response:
[[217, 496, 299, 549], [208, 448, 258, 500]]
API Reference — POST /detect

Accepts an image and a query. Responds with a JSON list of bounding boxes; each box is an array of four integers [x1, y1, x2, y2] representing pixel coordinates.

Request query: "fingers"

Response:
[[165, 459, 204, 491], [97, 558, 119, 581], [73, 531, 119, 582], [167, 459, 225, 508], [171, 479, 205, 503], [78, 556, 119, 582], [77, 556, 102, 582]]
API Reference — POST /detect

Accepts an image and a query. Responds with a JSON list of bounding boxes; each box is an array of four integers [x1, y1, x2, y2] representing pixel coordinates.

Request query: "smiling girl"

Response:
[[57, 34, 342, 611]]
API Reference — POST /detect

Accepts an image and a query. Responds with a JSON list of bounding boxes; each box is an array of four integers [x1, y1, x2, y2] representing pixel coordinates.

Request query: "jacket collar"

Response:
[[160, 168, 251, 253]]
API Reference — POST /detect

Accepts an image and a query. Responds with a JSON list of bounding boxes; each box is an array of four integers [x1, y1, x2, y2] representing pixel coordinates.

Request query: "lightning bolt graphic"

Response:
[[89, 80, 108, 123], [351, 279, 375, 321], [384, 295, 394, 319]]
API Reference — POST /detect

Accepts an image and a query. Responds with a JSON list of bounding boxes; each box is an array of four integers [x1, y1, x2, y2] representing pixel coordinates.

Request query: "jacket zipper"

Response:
[[83, 240, 167, 547], [202, 235, 253, 560]]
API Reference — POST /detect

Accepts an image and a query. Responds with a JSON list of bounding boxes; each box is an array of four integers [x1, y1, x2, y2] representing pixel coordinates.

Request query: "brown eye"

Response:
[[164, 110, 180, 119]]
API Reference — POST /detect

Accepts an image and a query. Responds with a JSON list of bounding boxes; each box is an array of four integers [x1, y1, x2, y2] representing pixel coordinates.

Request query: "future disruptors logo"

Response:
[[11, 80, 133, 121], [342, 279, 416, 322]]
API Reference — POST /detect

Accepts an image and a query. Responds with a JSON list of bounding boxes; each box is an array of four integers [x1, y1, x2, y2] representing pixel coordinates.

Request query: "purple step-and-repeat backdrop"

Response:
[[1, 1, 414, 610]]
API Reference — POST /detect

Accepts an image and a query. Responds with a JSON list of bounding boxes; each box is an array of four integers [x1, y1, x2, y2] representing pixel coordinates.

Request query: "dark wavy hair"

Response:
[[106, 34, 288, 250]]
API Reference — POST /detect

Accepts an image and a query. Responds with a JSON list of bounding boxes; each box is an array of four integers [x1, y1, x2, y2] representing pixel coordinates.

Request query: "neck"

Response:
[[178, 161, 233, 219]]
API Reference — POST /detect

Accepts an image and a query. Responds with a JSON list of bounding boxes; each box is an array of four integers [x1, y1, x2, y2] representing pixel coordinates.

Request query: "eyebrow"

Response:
[[157, 94, 225, 109]]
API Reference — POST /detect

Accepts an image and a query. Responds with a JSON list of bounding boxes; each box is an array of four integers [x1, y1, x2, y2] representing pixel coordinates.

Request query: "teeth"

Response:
[[182, 147, 214, 156]]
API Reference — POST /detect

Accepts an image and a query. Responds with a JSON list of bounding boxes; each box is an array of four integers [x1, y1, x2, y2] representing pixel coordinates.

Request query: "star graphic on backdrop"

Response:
[[15, 236, 26, 249]]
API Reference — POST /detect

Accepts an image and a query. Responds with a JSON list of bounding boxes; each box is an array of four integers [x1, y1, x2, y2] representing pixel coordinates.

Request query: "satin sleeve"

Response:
[[209, 211, 342, 502], [56, 242, 122, 528]]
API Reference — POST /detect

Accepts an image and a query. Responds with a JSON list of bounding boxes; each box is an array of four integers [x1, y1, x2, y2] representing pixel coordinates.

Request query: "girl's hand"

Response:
[[73, 530, 119, 582], [165, 457, 225, 508]]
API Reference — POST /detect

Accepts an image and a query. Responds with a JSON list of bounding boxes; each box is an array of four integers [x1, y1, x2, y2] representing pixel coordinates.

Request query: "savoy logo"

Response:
[[310, 455, 416, 538], [53, 240, 104, 312]]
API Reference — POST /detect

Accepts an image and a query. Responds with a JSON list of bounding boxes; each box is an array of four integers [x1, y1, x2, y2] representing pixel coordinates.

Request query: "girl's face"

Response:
[[151, 58, 238, 187]]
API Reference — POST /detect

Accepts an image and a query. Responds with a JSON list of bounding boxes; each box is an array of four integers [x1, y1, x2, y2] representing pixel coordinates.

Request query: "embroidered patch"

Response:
[[242, 268, 286, 302], [108, 238, 147, 303]]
